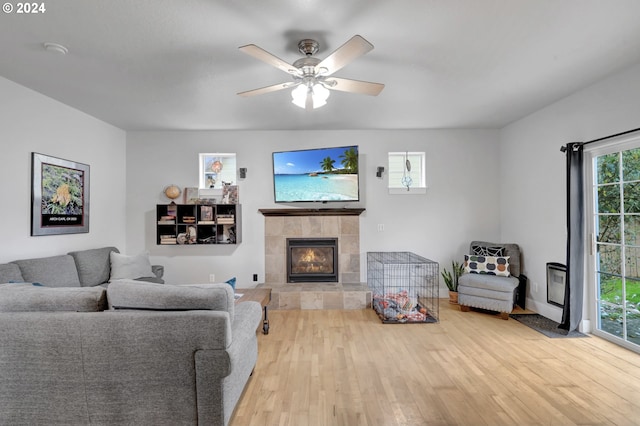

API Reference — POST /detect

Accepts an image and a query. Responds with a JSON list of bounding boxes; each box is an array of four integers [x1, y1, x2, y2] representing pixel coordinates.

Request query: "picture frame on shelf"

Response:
[[200, 205, 214, 222], [183, 187, 199, 204], [31, 152, 90, 236], [222, 184, 238, 204]]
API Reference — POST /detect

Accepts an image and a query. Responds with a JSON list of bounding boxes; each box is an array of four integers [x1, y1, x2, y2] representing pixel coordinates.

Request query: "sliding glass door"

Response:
[[588, 138, 640, 351]]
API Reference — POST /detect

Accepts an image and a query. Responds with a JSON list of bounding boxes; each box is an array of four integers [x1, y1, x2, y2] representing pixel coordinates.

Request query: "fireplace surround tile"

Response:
[[300, 292, 323, 309], [265, 217, 284, 236], [340, 235, 360, 255], [340, 216, 359, 235], [344, 291, 368, 309], [323, 292, 344, 309], [321, 217, 340, 236], [301, 216, 322, 235], [264, 284, 371, 310], [278, 292, 301, 309]]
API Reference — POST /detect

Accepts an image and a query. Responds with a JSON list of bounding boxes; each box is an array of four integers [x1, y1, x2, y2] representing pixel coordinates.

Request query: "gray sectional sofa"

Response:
[[0, 246, 164, 287], [0, 247, 262, 425]]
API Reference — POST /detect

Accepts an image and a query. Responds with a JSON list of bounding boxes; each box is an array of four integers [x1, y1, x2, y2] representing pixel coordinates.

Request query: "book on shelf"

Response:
[[197, 220, 215, 225], [158, 212, 176, 224], [160, 234, 177, 244], [182, 216, 196, 223], [217, 213, 234, 224]]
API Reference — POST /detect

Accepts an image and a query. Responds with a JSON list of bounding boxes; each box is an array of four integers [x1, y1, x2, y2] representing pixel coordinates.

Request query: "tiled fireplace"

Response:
[[259, 208, 371, 310]]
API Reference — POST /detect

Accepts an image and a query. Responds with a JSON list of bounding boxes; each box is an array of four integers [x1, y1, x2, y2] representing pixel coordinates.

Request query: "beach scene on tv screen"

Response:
[[273, 146, 359, 202]]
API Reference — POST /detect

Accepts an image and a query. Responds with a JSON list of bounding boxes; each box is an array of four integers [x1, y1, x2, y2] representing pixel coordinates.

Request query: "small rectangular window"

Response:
[[198, 153, 237, 190], [388, 152, 426, 194]]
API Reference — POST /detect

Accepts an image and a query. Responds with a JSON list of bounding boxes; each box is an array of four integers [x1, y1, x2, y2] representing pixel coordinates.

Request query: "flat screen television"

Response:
[[272, 145, 360, 203]]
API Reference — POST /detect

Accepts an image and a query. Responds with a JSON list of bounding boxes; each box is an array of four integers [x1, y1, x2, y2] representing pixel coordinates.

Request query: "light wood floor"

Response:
[[231, 300, 640, 426]]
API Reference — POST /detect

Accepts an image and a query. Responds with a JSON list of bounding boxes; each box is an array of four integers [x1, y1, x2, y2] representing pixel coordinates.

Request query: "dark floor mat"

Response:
[[510, 313, 588, 338]]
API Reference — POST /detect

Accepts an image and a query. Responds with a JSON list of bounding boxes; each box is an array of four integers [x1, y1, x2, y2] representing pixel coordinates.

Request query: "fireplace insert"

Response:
[[286, 238, 338, 283]]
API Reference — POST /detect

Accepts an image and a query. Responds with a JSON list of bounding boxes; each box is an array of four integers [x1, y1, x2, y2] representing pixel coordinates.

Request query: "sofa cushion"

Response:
[[68, 246, 119, 287], [464, 255, 511, 277], [0, 284, 107, 312], [458, 273, 519, 292], [107, 281, 234, 319], [11, 255, 81, 287], [109, 251, 154, 281], [0, 263, 24, 284]]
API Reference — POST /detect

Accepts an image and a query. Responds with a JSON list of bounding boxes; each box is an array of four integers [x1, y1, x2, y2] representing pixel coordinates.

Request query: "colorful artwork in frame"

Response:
[[31, 152, 90, 236]]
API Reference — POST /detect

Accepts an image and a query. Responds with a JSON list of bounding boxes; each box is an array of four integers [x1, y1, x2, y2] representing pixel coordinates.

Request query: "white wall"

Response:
[[500, 62, 640, 322], [126, 129, 501, 289], [0, 76, 127, 263]]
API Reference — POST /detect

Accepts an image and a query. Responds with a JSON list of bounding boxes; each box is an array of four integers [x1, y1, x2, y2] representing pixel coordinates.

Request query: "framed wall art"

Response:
[[31, 152, 90, 236]]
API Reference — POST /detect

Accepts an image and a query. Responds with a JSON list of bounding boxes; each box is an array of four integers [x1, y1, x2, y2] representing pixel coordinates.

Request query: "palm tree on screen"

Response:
[[320, 157, 335, 173], [339, 148, 358, 173]]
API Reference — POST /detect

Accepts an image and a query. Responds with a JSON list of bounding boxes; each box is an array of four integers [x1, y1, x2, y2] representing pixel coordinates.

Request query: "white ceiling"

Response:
[[2, 0, 640, 131]]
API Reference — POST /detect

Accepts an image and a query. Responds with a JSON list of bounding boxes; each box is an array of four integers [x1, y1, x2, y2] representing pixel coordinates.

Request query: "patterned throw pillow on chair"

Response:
[[471, 245, 505, 257], [464, 255, 511, 277]]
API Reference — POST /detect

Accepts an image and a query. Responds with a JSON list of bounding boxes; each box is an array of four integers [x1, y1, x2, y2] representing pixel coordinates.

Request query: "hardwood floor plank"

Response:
[[231, 301, 640, 425]]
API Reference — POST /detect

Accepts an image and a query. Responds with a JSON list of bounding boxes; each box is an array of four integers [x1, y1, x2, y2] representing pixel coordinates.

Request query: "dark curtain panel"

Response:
[[560, 142, 584, 331]]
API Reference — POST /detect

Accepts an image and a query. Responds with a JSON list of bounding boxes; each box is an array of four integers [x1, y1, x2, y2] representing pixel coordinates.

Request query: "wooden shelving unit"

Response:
[[156, 203, 241, 245]]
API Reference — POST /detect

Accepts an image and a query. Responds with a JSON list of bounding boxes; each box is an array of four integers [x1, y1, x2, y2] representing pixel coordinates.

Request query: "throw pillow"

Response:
[[464, 255, 511, 277], [0, 263, 24, 284], [472, 245, 505, 257], [225, 277, 236, 291], [11, 255, 81, 287], [109, 251, 154, 281]]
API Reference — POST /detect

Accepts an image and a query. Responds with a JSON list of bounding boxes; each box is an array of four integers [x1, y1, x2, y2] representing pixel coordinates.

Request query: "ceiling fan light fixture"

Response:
[[312, 83, 330, 107], [240, 35, 383, 107], [291, 84, 307, 108], [291, 83, 330, 109]]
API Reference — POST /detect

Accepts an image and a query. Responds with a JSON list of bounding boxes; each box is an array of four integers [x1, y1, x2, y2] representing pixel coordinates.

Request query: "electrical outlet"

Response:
[[209, 273, 215, 283], [533, 281, 538, 293], [253, 274, 258, 282], [377, 224, 384, 232]]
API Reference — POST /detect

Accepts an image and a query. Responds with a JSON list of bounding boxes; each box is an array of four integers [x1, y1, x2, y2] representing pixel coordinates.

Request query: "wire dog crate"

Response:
[[367, 252, 439, 324]]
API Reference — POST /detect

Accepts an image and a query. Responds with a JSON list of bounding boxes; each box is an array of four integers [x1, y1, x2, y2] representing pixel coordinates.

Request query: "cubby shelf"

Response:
[[156, 203, 241, 245]]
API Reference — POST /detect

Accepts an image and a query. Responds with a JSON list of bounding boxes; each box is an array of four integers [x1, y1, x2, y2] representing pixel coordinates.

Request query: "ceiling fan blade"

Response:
[[324, 77, 384, 96], [315, 35, 374, 76], [239, 44, 299, 75], [237, 82, 299, 97]]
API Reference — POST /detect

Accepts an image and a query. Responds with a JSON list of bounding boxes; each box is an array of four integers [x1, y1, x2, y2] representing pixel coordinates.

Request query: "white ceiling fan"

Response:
[[237, 35, 384, 110]]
